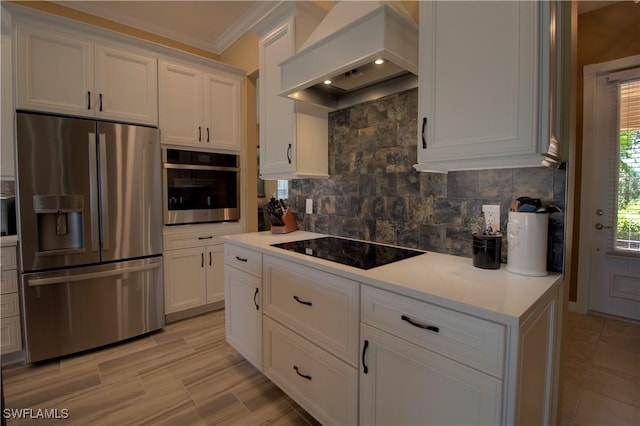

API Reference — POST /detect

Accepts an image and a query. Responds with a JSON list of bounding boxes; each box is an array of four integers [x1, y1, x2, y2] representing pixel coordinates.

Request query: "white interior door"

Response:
[[581, 58, 640, 321]]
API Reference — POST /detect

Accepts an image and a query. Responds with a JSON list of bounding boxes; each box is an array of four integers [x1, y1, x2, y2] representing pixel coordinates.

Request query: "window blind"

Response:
[[612, 68, 640, 251]]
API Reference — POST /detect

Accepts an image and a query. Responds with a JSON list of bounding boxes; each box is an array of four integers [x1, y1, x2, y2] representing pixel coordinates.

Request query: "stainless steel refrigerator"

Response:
[[16, 112, 164, 363]]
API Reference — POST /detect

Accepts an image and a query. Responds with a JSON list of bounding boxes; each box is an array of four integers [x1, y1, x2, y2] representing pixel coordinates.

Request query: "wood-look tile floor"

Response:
[[3, 310, 638, 425], [560, 312, 640, 426], [2, 310, 320, 426]]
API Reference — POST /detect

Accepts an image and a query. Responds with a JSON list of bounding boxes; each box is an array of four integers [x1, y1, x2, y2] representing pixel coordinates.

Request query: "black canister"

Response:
[[472, 234, 502, 269]]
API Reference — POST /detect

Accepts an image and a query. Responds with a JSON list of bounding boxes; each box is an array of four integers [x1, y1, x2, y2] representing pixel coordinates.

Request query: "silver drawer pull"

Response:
[[293, 365, 312, 381], [401, 315, 439, 333], [293, 295, 312, 307]]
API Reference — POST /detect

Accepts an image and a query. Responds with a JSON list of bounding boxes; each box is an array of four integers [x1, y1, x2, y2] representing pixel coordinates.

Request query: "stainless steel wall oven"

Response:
[[163, 148, 240, 225]]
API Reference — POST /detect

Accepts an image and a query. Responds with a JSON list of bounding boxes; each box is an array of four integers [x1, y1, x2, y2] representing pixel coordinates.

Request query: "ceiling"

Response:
[[54, 1, 278, 55], [55, 1, 624, 57]]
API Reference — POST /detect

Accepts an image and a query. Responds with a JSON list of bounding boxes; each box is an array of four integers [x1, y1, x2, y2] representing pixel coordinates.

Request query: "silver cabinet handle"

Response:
[[287, 144, 292, 164], [98, 134, 109, 251], [88, 133, 99, 252]]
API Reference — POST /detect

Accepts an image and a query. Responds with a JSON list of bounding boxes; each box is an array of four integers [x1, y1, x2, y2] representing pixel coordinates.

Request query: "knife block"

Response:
[[271, 209, 298, 234]]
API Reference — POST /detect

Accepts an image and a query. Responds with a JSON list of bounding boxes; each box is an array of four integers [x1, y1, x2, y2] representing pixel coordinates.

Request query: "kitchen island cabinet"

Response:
[[223, 231, 562, 425], [15, 18, 158, 125], [224, 243, 263, 371], [415, 1, 544, 172], [261, 254, 359, 425]]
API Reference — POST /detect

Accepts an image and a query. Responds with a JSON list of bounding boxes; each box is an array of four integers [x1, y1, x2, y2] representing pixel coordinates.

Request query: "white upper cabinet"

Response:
[[258, 17, 328, 180], [15, 21, 158, 125], [159, 59, 242, 151], [1, 34, 15, 178], [94, 44, 158, 124], [158, 61, 202, 145], [203, 73, 241, 151], [16, 24, 94, 117], [415, 1, 543, 173]]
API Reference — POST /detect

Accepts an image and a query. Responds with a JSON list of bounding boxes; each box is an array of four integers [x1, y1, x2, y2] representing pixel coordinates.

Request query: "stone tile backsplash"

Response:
[[289, 88, 565, 271]]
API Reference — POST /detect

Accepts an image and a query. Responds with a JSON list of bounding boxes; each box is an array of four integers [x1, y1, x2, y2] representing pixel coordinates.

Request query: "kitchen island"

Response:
[[223, 231, 562, 425]]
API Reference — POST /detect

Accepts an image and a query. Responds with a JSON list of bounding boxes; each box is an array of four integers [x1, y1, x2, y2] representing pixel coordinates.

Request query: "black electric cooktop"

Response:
[[271, 236, 425, 270]]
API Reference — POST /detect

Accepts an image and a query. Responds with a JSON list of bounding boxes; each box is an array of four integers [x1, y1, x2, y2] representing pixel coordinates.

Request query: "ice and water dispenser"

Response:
[[33, 195, 85, 255]]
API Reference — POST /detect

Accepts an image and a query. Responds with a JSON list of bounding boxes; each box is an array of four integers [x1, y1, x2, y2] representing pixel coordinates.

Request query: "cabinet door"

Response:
[[415, 1, 540, 172], [360, 324, 502, 426], [1, 35, 14, 178], [164, 247, 207, 314], [203, 72, 241, 151], [224, 266, 262, 370], [0, 315, 22, 354], [95, 44, 158, 125], [259, 20, 296, 177], [206, 244, 225, 304], [158, 61, 203, 146], [16, 24, 94, 116]]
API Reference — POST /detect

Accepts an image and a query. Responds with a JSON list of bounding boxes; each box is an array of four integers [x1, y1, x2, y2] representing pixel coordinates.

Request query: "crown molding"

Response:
[[215, 1, 283, 53]]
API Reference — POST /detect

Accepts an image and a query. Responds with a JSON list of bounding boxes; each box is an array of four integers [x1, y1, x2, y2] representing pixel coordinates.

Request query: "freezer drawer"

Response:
[[21, 257, 164, 362]]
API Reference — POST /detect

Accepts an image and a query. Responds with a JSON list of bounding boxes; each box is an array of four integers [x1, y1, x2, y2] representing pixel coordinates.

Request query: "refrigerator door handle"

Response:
[[88, 133, 99, 252], [98, 133, 110, 251], [27, 262, 161, 287]]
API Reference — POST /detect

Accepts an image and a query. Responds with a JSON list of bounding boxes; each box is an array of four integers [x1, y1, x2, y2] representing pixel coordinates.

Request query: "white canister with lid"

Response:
[[506, 211, 549, 276]]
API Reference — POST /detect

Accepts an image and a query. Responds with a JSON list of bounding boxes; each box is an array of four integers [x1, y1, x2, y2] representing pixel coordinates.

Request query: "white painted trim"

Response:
[[215, 1, 284, 54], [577, 54, 640, 314]]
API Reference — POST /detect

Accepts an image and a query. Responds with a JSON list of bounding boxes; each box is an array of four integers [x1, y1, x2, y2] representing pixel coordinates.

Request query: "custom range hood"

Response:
[[279, 1, 418, 110]]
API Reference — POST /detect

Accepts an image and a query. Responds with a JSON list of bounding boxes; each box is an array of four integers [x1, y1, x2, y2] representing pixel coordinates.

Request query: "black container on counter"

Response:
[[472, 233, 502, 269]]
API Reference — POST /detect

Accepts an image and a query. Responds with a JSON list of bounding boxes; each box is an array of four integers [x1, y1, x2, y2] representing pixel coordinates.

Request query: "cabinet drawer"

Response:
[[224, 244, 262, 278], [263, 316, 358, 426], [163, 228, 224, 251], [0, 269, 18, 294], [0, 247, 16, 270], [263, 255, 359, 366], [0, 315, 22, 354], [361, 285, 505, 378], [1, 293, 19, 318]]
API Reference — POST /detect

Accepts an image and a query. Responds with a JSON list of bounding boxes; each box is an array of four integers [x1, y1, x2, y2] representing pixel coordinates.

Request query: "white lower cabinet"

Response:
[[163, 223, 242, 316], [360, 323, 502, 426], [261, 254, 359, 423], [164, 246, 208, 313], [360, 285, 504, 425], [262, 255, 359, 366], [0, 244, 21, 354], [164, 245, 225, 314], [224, 244, 263, 370], [263, 316, 359, 425], [223, 239, 558, 425]]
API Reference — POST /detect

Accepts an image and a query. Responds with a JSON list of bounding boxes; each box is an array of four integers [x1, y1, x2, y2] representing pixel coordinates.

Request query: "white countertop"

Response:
[[223, 231, 562, 325]]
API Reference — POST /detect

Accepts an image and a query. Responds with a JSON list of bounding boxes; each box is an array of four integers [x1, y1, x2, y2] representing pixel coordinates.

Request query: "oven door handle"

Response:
[[163, 163, 239, 172]]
